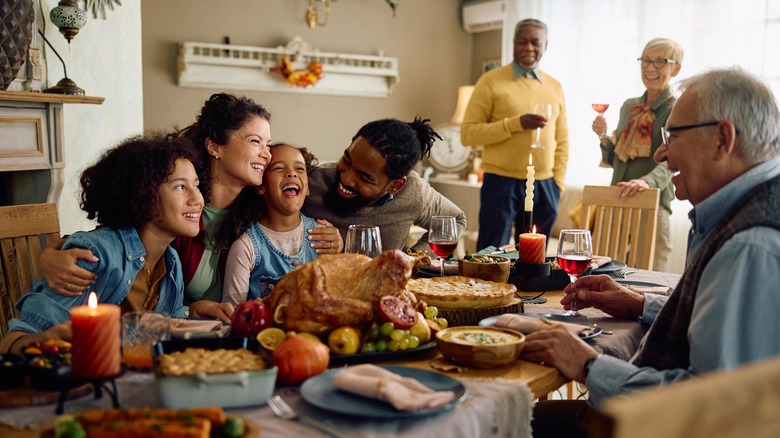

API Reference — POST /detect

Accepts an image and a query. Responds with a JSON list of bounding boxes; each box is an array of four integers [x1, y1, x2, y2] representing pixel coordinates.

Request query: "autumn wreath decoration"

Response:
[[273, 56, 324, 88]]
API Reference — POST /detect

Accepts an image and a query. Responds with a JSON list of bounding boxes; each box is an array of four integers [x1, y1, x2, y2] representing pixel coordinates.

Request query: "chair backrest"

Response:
[[600, 355, 780, 438], [0, 203, 60, 338], [580, 186, 660, 270]]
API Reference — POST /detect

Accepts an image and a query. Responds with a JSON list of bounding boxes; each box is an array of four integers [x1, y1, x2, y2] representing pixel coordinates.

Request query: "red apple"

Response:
[[230, 299, 273, 337]]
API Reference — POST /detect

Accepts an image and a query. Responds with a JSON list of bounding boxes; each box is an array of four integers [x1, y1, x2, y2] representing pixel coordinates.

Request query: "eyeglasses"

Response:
[[637, 58, 678, 69], [660, 121, 720, 147]]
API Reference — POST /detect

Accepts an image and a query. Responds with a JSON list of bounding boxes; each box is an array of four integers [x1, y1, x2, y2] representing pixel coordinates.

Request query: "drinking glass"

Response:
[[427, 216, 459, 276], [121, 311, 171, 370], [591, 93, 610, 139], [557, 229, 593, 317], [345, 224, 383, 258], [531, 103, 552, 149]]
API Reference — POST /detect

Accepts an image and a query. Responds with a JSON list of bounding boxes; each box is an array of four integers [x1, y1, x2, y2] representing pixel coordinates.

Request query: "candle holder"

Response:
[[510, 260, 552, 304], [55, 365, 125, 414]]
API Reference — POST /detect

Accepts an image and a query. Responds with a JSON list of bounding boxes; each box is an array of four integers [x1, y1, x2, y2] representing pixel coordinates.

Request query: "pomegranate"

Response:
[[377, 295, 417, 330]]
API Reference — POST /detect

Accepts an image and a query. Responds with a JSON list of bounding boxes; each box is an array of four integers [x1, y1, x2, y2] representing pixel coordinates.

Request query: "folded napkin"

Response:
[[624, 285, 671, 296], [428, 259, 460, 275], [494, 313, 595, 338], [591, 255, 613, 270], [170, 319, 228, 338], [332, 364, 456, 411]]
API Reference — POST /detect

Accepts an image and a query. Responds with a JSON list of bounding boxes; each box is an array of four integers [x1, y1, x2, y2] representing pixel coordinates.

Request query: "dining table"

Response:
[[0, 267, 681, 438]]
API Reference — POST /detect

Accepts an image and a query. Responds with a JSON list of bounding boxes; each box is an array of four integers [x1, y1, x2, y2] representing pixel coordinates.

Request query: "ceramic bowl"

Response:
[[458, 255, 511, 283], [435, 326, 525, 369]]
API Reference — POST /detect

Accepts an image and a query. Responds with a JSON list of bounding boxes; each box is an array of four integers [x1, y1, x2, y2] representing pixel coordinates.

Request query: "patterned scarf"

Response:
[[614, 103, 654, 162]]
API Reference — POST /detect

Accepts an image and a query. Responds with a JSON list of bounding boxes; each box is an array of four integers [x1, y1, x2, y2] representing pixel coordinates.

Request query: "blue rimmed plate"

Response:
[[300, 365, 467, 418]]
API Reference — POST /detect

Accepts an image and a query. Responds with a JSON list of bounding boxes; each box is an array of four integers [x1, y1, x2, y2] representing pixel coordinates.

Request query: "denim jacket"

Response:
[[9, 227, 188, 335]]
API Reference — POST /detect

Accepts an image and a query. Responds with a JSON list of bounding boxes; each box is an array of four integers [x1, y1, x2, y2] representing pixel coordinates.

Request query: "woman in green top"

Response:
[[592, 38, 684, 272]]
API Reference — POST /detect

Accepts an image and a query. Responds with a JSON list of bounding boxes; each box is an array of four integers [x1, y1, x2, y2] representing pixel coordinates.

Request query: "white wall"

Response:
[[38, 0, 144, 234]]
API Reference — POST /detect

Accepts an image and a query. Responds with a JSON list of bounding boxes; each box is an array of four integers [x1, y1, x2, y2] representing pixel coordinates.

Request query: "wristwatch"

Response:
[[583, 355, 600, 378]]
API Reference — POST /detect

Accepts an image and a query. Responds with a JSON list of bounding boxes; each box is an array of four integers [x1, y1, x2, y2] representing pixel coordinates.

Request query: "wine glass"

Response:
[[591, 93, 610, 139], [557, 229, 593, 317], [531, 103, 552, 149], [427, 216, 459, 276], [345, 224, 382, 258]]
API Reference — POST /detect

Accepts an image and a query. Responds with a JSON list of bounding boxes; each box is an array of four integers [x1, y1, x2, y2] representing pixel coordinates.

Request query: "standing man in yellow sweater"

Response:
[[461, 18, 569, 249]]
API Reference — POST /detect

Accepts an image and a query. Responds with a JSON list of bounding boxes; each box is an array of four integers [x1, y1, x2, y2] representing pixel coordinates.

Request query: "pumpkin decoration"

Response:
[[272, 333, 329, 385]]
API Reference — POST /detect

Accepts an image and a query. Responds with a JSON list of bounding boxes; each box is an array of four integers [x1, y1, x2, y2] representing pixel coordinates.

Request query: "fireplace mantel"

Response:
[[0, 91, 104, 206]]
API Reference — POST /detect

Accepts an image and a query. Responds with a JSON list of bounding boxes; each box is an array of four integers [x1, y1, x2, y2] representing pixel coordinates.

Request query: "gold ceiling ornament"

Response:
[[83, 0, 122, 20], [306, 0, 334, 29]]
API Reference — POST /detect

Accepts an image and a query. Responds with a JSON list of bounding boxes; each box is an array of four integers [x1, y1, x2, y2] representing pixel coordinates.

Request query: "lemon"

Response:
[[257, 327, 287, 350]]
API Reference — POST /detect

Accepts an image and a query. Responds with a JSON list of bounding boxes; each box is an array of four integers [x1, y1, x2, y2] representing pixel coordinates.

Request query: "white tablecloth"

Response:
[[0, 372, 535, 438]]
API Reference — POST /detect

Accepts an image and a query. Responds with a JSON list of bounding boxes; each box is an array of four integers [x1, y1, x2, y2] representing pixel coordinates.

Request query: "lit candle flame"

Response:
[[88, 291, 98, 309], [533, 225, 537, 234], [529, 153, 533, 166]]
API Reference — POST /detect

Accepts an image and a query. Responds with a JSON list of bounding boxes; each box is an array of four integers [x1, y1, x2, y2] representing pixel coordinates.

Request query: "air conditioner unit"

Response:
[[462, 0, 506, 34]]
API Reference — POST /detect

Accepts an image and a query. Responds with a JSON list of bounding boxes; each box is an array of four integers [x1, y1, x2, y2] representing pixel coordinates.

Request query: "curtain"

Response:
[[502, 0, 780, 187]]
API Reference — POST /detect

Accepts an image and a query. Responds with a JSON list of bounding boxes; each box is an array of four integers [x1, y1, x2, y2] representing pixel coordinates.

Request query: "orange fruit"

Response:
[[257, 327, 287, 351]]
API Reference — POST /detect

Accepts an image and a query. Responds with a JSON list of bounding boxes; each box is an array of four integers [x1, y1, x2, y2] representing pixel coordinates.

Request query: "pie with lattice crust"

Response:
[[406, 276, 517, 309]]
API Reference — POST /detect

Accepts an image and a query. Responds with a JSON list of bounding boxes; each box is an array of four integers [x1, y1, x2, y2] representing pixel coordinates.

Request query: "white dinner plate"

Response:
[[300, 365, 467, 418]]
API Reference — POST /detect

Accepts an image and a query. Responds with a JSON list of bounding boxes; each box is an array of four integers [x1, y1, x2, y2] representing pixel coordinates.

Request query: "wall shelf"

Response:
[[177, 37, 400, 98]]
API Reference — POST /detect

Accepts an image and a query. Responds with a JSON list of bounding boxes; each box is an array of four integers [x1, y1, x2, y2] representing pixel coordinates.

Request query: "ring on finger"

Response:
[[65, 283, 71, 291]]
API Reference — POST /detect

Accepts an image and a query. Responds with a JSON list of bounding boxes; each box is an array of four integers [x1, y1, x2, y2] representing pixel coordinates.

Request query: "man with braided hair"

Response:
[[303, 117, 467, 251]]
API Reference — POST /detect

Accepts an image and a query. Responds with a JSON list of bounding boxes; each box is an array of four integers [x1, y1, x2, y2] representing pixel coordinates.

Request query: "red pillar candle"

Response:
[[70, 292, 121, 379], [518, 228, 547, 264]]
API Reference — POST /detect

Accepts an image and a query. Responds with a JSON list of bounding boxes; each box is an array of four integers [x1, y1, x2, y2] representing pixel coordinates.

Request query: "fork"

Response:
[[268, 395, 349, 438], [614, 269, 638, 278]]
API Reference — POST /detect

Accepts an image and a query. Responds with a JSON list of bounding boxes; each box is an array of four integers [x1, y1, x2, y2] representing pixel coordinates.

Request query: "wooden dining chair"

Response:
[[0, 203, 61, 338], [580, 186, 660, 270]]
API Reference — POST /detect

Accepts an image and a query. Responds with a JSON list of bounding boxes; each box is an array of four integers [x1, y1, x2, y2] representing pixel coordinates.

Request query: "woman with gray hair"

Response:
[[592, 37, 684, 271]]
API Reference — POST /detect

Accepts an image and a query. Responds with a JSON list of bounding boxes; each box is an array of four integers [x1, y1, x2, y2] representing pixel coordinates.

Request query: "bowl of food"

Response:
[[435, 326, 525, 369], [458, 254, 512, 283]]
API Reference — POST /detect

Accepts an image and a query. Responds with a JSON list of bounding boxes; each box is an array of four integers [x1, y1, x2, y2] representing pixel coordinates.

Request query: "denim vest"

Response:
[[9, 227, 187, 335], [246, 215, 319, 300]]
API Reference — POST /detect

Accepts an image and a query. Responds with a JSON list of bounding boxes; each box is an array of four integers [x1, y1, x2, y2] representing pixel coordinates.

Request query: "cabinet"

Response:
[[0, 91, 103, 206]]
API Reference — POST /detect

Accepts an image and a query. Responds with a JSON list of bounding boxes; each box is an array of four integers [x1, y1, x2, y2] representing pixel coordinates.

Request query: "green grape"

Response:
[[408, 335, 420, 349], [399, 338, 410, 351], [436, 317, 449, 329], [361, 341, 376, 353], [376, 339, 388, 352], [387, 339, 401, 352], [369, 326, 380, 340], [390, 329, 406, 342], [424, 306, 439, 319], [379, 322, 395, 338], [402, 329, 411, 337]]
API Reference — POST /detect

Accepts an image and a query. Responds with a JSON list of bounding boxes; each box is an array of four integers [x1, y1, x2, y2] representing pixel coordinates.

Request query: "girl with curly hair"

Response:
[[0, 134, 230, 354], [220, 143, 327, 305]]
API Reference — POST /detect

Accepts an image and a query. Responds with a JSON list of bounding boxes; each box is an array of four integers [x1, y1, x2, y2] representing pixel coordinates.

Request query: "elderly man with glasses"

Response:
[[530, 66, 780, 437]]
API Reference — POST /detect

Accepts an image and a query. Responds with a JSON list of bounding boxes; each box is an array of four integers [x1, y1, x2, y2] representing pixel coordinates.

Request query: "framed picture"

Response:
[[482, 58, 501, 73]]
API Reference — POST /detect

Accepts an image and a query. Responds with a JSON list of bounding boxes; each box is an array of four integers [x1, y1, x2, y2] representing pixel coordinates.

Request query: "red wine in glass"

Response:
[[591, 103, 609, 115], [557, 254, 592, 277], [428, 216, 458, 276], [557, 229, 593, 317], [429, 241, 458, 259]]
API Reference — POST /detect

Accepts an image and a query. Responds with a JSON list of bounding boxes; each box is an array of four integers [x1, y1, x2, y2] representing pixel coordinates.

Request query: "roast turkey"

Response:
[[264, 249, 418, 334]]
